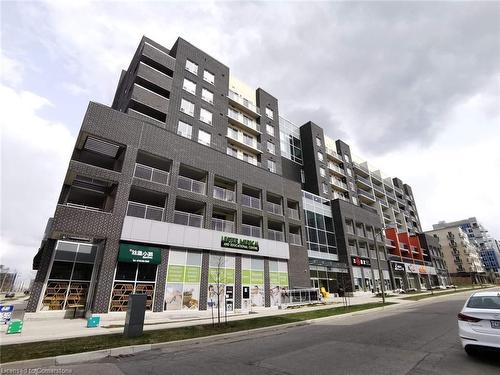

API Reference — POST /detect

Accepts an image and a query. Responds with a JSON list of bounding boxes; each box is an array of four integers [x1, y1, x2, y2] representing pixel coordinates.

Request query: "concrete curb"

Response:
[[0, 303, 399, 369]]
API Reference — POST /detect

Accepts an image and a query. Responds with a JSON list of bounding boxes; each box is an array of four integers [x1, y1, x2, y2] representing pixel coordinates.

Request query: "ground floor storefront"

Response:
[[390, 261, 438, 291], [35, 235, 295, 315]]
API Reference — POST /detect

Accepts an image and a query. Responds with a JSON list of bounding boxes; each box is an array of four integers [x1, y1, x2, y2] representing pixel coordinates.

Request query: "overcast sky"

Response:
[[1, 1, 499, 282]]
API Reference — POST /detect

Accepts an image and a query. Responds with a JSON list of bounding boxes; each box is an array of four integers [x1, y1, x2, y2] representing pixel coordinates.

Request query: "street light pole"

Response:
[[373, 228, 386, 305]]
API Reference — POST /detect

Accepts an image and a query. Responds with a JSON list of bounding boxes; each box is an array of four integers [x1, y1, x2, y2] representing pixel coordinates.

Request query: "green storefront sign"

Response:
[[221, 236, 259, 251], [118, 243, 162, 264]]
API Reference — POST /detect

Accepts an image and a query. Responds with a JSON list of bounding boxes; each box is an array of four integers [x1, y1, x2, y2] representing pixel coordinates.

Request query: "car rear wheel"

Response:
[[464, 346, 477, 356]]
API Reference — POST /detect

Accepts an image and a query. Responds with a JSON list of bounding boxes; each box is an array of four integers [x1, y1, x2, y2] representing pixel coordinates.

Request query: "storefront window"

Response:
[[42, 241, 97, 311], [207, 253, 235, 311], [242, 256, 265, 308], [269, 260, 289, 306], [110, 262, 157, 312], [165, 250, 202, 311]]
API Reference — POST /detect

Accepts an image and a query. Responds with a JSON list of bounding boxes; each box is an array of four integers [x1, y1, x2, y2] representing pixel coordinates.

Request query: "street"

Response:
[[27, 291, 500, 375]]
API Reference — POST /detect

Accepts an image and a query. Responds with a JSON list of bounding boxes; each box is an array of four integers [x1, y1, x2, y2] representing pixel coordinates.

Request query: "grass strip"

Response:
[[0, 302, 392, 363], [401, 287, 488, 301]]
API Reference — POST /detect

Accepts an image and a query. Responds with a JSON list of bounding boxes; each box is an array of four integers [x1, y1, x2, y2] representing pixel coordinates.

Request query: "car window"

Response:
[[467, 296, 500, 309]]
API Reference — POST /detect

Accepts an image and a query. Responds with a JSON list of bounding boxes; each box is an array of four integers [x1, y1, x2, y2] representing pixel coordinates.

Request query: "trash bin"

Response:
[[87, 316, 100, 328]]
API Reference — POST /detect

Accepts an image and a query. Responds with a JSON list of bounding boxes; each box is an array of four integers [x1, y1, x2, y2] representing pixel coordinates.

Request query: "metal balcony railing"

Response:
[[226, 128, 262, 151], [177, 175, 206, 195], [173, 210, 203, 228], [287, 207, 300, 220], [268, 229, 284, 242], [213, 186, 235, 203], [325, 147, 342, 161], [211, 218, 234, 233], [242, 194, 261, 209], [134, 163, 169, 185], [227, 107, 260, 132], [266, 201, 283, 215], [127, 201, 164, 221], [289, 233, 302, 246], [241, 224, 261, 238], [227, 90, 260, 116]]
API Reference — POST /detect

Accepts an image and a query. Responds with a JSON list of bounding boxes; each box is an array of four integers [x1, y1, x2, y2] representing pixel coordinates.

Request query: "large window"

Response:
[[42, 241, 97, 311], [267, 160, 276, 173], [267, 141, 275, 155], [269, 260, 289, 306], [110, 262, 157, 312], [265, 107, 274, 119], [199, 108, 212, 125], [165, 250, 202, 310], [242, 257, 265, 308], [177, 120, 192, 139], [182, 78, 196, 95], [180, 98, 195, 116], [185, 59, 198, 75], [203, 70, 215, 85], [207, 253, 235, 309], [197, 129, 211, 146], [201, 88, 213, 104], [266, 124, 275, 137], [305, 210, 337, 255]]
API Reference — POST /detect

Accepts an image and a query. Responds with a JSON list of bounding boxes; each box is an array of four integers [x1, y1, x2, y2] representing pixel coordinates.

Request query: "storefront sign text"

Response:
[[221, 236, 259, 251], [118, 243, 162, 264], [351, 256, 371, 267]]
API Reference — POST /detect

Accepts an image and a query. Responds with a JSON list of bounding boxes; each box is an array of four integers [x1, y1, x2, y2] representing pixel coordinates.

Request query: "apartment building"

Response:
[[418, 233, 451, 287], [426, 226, 487, 284], [433, 217, 500, 278], [28, 37, 310, 315], [29, 36, 429, 315]]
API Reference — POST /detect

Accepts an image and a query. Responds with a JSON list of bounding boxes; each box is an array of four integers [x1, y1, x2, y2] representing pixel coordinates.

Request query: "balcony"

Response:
[[383, 213, 391, 220], [332, 191, 349, 202], [173, 211, 203, 228], [287, 207, 300, 220], [211, 218, 235, 233], [213, 186, 235, 203], [227, 90, 260, 118], [325, 147, 343, 162], [268, 229, 284, 242], [266, 201, 283, 216], [357, 189, 375, 203], [353, 161, 369, 176], [131, 83, 169, 114], [356, 174, 372, 189], [242, 224, 261, 238], [127, 201, 164, 221], [134, 163, 169, 185], [226, 128, 262, 153], [289, 233, 302, 246], [348, 245, 357, 256], [377, 199, 389, 209], [227, 107, 261, 134], [141, 42, 176, 73], [328, 163, 345, 177], [136, 62, 173, 93], [372, 184, 386, 197], [330, 178, 348, 191], [385, 239, 396, 247], [358, 248, 368, 258], [177, 175, 206, 195], [242, 194, 261, 210]]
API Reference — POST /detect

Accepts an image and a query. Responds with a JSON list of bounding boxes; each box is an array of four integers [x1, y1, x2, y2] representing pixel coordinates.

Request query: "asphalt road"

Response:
[[15, 292, 500, 374]]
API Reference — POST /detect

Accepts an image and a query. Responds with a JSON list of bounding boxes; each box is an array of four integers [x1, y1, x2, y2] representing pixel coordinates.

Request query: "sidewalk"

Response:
[[0, 287, 485, 346]]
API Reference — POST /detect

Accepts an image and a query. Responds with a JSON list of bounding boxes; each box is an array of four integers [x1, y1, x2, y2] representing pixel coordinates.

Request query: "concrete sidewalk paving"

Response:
[[0, 286, 485, 346]]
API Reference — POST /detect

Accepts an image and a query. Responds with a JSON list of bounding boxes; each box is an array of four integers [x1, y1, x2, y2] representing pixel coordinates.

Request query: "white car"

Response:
[[458, 291, 500, 355]]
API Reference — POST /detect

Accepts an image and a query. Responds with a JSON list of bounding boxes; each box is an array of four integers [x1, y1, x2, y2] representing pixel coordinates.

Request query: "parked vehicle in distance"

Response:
[[458, 291, 500, 355], [4, 292, 15, 298]]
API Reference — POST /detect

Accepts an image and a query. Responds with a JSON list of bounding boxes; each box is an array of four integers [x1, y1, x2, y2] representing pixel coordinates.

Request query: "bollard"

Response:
[[124, 294, 147, 338]]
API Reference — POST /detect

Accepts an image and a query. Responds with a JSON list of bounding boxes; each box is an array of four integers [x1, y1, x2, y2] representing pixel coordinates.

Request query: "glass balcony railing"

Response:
[[287, 207, 300, 220], [242, 194, 261, 209], [227, 107, 260, 132], [213, 186, 235, 203], [328, 163, 345, 175], [268, 229, 284, 242], [289, 233, 302, 246], [331, 179, 348, 190], [266, 201, 282, 215], [227, 90, 260, 116], [356, 175, 372, 187], [173, 210, 203, 228], [211, 218, 234, 233], [127, 201, 164, 221], [177, 175, 206, 195], [134, 163, 169, 185], [242, 224, 261, 238]]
